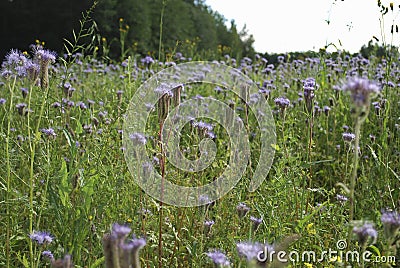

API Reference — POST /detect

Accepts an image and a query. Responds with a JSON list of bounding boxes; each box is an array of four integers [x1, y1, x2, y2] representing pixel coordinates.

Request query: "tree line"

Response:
[[0, 0, 255, 61]]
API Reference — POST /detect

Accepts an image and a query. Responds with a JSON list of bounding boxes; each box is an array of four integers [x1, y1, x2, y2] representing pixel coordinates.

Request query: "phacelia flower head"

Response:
[[29, 230, 53, 245], [129, 132, 147, 146], [237, 241, 273, 262], [381, 209, 400, 240], [342, 132, 356, 142], [36, 49, 57, 64], [250, 216, 263, 231], [112, 223, 131, 239], [130, 235, 147, 249], [352, 223, 377, 247], [274, 97, 290, 110], [206, 249, 231, 267], [3, 49, 28, 67], [41, 127, 57, 138], [341, 76, 381, 108], [42, 250, 54, 261]]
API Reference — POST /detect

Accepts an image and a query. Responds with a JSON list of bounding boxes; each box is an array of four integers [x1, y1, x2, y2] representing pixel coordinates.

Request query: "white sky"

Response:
[[205, 0, 400, 53]]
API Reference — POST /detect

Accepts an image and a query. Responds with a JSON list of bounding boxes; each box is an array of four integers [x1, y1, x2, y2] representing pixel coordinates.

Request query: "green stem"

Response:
[[28, 81, 50, 267], [347, 116, 361, 245], [5, 76, 17, 268]]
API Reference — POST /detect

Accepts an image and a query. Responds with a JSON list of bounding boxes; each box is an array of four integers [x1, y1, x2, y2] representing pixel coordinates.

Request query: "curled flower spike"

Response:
[[35, 49, 57, 89]]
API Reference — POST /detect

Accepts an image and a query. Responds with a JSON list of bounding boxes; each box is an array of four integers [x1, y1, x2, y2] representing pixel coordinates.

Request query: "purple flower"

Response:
[[381, 210, 400, 239], [52, 102, 61, 108], [129, 132, 147, 146], [112, 223, 131, 239], [138, 208, 152, 218], [130, 235, 147, 249], [342, 132, 356, 142], [236, 202, 250, 218], [237, 241, 273, 262], [336, 194, 348, 203], [192, 121, 213, 132], [15, 103, 27, 115], [29, 230, 53, 245], [20, 87, 29, 98], [0, 98, 6, 105], [323, 106, 331, 116], [204, 220, 215, 227], [303, 78, 317, 112], [141, 55, 155, 65], [303, 78, 317, 99], [274, 97, 290, 110], [341, 76, 381, 107], [3, 49, 27, 66], [41, 128, 57, 138], [42, 250, 54, 261], [353, 223, 377, 246], [250, 216, 263, 231], [25, 60, 40, 81], [36, 49, 57, 64], [206, 250, 231, 267], [77, 101, 87, 109]]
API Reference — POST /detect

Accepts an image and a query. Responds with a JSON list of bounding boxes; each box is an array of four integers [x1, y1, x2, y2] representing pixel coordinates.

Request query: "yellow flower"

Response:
[[119, 18, 124, 22], [306, 223, 316, 235], [127, 218, 133, 223], [88, 215, 93, 221], [329, 255, 342, 263], [304, 263, 313, 268]]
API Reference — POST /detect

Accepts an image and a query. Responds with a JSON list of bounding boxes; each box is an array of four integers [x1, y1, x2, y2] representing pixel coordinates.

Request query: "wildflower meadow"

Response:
[[1, 2, 400, 268]]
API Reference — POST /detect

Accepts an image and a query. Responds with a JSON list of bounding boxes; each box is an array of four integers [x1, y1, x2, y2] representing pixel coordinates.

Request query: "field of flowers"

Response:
[[1, 43, 399, 268]]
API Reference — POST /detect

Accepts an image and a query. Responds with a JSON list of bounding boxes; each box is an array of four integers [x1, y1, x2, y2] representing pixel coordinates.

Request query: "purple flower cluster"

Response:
[[342, 132, 356, 142], [41, 127, 57, 138], [206, 249, 231, 267], [1, 48, 56, 82], [236, 241, 273, 262], [274, 97, 290, 110], [29, 230, 53, 245], [129, 132, 147, 146], [341, 76, 381, 108], [381, 210, 400, 239], [353, 223, 377, 246], [250, 216, 263, 231]]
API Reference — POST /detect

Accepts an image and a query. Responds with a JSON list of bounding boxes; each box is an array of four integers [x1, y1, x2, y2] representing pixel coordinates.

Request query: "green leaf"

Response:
[[89, 257, 105, 268]]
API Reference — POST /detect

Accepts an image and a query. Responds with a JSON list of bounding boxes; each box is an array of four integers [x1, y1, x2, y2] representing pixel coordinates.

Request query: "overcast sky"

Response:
[[205, 0, 400, 53]]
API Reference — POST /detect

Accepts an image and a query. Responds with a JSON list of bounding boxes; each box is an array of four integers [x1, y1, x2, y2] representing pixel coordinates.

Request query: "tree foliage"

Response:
[[0, 0, 255, 61]]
